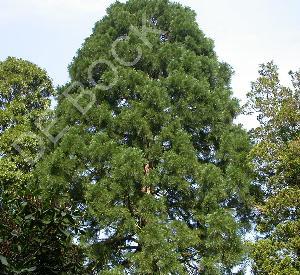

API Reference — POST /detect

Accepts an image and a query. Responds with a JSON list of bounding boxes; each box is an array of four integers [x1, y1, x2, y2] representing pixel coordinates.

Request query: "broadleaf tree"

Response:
[[247, 62, 300, 274], [0, 57, 84, 274], [37, 0, 252, 274]]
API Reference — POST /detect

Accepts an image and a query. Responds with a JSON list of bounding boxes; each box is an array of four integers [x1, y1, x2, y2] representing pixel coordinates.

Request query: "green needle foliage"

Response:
[[0, 57, 84, 274], [36, 0, 252, 273], [247, 62, 300, 274]]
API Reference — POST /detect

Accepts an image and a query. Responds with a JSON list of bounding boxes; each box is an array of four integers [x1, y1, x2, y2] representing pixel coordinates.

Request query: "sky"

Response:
[[1, 0, 300, 129]]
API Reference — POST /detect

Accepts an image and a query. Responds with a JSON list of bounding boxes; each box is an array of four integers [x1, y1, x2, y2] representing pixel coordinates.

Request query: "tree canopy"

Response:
[[0, 57, 84, 274], [247, 62, 300, 274], [36, 0, 252, 273], [2, 1, 298, 274]]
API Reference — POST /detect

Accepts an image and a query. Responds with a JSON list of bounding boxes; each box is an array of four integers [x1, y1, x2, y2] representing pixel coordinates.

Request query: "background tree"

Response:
[[0, 57, 84, 274], [37, 0, 252, 273], [247, 62, 300, 274]]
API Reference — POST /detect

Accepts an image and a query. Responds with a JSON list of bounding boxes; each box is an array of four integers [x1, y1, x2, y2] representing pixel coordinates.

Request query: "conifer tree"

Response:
[[38, 0, 252, 273], [247, 62, 300, 274]]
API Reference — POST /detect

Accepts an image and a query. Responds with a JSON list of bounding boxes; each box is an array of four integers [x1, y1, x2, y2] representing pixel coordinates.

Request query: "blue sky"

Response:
[[1, 0, 300, 128]]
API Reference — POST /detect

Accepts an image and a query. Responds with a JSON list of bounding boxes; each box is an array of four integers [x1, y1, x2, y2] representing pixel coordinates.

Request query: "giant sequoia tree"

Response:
[[248, 62, 300, 274], [37, 0, 252, 273]]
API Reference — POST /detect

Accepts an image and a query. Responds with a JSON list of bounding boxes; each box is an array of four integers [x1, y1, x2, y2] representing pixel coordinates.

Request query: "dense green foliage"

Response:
[[4, 1, 299, 274], [0, 57, 84, 274], [35, 0, 252, 273], [247, 62, 300, 274]]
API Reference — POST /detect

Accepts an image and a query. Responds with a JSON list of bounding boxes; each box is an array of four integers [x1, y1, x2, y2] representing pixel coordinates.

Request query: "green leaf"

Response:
[[0, 255, 9, 266]]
